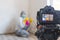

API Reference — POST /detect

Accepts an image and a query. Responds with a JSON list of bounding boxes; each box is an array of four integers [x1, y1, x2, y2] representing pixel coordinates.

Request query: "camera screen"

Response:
[[42, 14, 53, 21]]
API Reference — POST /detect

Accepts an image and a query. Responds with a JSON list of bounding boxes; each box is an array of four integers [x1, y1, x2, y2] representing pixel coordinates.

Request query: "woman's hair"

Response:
[[20, 11, 26, 17]]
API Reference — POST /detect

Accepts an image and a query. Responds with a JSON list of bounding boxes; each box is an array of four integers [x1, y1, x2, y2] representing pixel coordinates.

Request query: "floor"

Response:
[[0, 34, 38, 40], [29, 34, 38, 40], [0, 34, 60, 40]]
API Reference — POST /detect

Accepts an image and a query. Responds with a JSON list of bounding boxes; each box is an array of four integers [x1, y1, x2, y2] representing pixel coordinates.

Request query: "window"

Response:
[[47, 0, 60, 10]]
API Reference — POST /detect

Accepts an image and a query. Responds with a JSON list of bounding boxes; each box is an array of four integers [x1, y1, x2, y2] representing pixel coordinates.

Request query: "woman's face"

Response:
[[21, 14, 26, 18]]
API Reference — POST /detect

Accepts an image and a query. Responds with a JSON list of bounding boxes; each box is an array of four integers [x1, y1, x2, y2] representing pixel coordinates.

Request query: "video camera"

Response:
[[35, 6, 60, 40]]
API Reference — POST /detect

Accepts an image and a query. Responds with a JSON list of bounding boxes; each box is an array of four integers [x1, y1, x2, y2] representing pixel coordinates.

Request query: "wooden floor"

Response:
[[0, 34, 38, 40], [29, 34, 38, 40], [0, 34, 60, 40]]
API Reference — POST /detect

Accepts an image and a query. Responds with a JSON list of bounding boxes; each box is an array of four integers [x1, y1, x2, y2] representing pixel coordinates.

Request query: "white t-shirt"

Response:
[[19, 17, 25, 28]]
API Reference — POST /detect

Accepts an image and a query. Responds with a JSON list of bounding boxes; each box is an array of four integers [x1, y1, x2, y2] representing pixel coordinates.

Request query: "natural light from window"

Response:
[[52, 0, 60, 10], [47, 0, 60, 10]]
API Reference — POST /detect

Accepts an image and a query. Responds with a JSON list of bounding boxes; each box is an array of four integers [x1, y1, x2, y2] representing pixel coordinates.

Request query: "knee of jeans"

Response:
[[24, 31, 29, 36], [22, 30, 29, 35]]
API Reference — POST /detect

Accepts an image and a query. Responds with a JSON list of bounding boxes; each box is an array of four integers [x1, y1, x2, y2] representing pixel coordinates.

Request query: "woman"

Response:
[[16, 11, 29, 37]]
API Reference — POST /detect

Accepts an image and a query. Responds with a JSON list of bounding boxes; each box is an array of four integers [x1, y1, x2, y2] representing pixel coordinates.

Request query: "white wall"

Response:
[[29, 0, 47, 22], [29, 0, 47, 26], [15, 0, 29, 16], [0, 0, 47, 34], [0, 0, 29, 34]]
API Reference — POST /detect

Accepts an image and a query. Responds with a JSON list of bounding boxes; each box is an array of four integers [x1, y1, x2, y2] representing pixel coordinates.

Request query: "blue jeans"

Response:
[[16, 28, 29, 37]]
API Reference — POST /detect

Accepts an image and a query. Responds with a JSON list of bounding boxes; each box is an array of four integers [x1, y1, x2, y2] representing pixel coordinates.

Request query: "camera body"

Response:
[[36, 6, 60, 40]]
